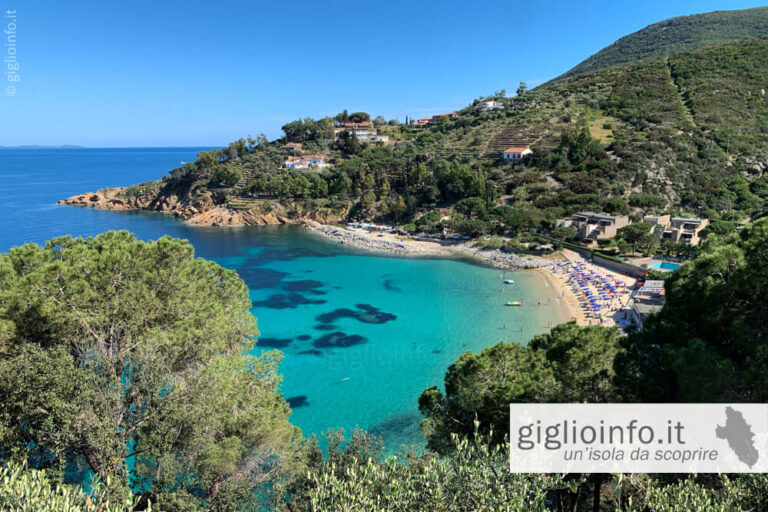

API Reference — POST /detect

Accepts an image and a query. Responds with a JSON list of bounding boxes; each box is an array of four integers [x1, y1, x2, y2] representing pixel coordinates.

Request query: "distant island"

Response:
[[0, 145, 85, 149]]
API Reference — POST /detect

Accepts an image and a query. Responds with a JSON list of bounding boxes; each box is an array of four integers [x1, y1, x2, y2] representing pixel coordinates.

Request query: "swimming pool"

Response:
[[650, 261, 681, 270]]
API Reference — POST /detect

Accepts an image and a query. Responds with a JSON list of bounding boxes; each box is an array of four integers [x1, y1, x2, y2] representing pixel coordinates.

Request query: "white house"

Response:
[[340, 122, 371, 141], [284, 155, 330, 170], [503, 147, 532, 161], [478, 100, 504, 111]]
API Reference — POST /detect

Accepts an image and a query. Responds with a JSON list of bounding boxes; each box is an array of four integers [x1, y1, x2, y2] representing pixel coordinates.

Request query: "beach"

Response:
[[304, 221, 554, 270]]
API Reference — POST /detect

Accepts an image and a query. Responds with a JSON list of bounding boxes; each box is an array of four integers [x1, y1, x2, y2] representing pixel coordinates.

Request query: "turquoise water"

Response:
[[0, 148, 566, 450], [650, 261, 680, 270]]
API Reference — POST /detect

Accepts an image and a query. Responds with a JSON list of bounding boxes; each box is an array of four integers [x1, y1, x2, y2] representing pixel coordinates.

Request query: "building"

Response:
[[282, 143, 302, 153], [284, 155, 330, 170], [503, 147, 532, 162], [644, 215, 710, 246], [478, 100, 504, 111], [569, 211, 630, 243], [342, 122, 371, 141], [430, 112, 458, 123], [370, 134, 390, 143], [630, 280, 665, 328]]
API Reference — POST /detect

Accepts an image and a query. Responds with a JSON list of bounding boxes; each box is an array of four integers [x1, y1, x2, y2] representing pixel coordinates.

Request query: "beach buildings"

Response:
[[630, 280, 665, 328], [558, 212, 631, 244], [644, 215, 710, 245], [503, 147, 532, 162]]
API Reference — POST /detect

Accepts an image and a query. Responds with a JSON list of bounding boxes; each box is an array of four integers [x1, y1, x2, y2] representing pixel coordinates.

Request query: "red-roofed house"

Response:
[[503, 147, 532, 162]]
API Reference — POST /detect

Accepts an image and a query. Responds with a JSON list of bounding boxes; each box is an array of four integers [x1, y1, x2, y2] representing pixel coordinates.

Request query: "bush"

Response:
[[0, 463, 146, 511]]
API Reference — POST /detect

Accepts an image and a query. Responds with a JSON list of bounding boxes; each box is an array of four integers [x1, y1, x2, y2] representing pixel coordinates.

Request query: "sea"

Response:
[[0, 147, 566, 451]]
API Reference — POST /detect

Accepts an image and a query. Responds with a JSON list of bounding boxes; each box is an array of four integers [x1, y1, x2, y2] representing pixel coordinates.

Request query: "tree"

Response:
[[516, 82, 528, 96], [551, 226, 578, 241], [210, 165, 242, 187], [455, 196, 487, 219], [419, 322, 620, 453], [0, 232, 299, 508], [618, 221, 652, 252], [348, 112, 370, 123]]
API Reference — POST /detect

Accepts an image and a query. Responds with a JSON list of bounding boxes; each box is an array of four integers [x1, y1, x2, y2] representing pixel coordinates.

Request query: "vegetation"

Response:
[[0, 232, 299, 510], [556, 6, 768, 80], [0, 462, 146, 511]]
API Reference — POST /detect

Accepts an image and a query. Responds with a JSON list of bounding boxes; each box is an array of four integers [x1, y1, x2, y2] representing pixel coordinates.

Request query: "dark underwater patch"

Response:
[[245, 247, 336, 266], [382, 276, 402, 292], [252, 292, 327, 309], [368, 411, 423, 448], [296, 334, 312, 341], [431, 349, 442, 354], [314, 331, 368, 348], [298, 349, 323, 356], [237, 267, 288, 289], [257, 337, 293, 348], [286, 395, 310, 408], [282, 280, 326, 295], [316, 304, 396, 325], [314, 324, 338, 331]]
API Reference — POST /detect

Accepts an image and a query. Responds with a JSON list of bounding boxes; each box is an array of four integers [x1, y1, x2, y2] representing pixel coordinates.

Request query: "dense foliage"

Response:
[[0, 463, 146, 511], [0, 232, 299, 510]]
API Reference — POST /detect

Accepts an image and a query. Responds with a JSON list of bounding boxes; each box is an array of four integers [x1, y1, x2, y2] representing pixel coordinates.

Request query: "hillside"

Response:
[[556, 6, 768, 81], [62, 35, 768, 246]]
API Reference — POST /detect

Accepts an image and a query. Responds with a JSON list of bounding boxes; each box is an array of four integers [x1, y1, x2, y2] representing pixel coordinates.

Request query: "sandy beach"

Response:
[[549, 249, 638, 328]]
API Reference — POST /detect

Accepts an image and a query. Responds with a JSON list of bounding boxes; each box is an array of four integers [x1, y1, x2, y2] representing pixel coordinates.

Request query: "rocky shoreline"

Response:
[[303, 221, 553, 270], [58, 189, 342, 227]]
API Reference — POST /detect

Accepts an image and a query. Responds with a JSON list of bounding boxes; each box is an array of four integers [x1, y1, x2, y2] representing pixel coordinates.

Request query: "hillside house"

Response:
[[644, 215, 709, 246], [502, 147, 532, 162], [337, 122, 372, 141], [478, 100, 504, 111], [283, 143, 302, 153], [284, 155, 330, 170]]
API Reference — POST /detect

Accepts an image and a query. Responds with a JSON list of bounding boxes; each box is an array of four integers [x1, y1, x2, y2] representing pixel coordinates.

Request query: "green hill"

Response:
[[66, 34, 768, 246], [556, 6, 768, 81]]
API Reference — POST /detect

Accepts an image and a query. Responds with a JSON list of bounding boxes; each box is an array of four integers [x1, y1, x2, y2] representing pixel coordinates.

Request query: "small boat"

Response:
[[504, 279, 515, 284], [506, 301, 523, 306]]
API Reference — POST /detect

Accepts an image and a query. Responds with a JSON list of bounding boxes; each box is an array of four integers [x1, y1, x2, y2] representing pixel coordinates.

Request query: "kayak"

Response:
[[506, 301, 523, 306]]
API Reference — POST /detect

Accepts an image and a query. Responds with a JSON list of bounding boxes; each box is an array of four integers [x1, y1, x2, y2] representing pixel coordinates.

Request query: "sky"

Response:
[[1, 0, 766, 147]]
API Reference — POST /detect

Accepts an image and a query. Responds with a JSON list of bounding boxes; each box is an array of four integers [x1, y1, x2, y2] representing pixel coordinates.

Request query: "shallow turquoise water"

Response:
[[0, 148, 566, 450]]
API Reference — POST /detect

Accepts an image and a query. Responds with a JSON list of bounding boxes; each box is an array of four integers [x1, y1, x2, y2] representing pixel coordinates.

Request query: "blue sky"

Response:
[[2, 0, 766, 147]]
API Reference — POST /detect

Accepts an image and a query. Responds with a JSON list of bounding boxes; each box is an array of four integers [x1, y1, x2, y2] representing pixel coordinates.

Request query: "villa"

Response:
[[478, 100, 504, 111], [644, 215, 710, 245], [560, 211, 631, 243], [284, 155, 330, 170], [503, 147, 532, 162], [335, 122, 372, 141]]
